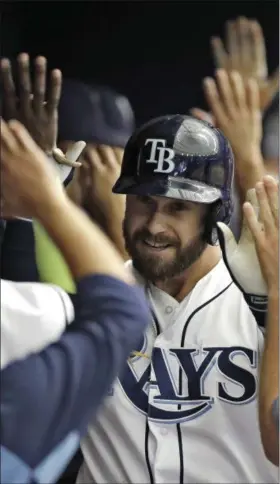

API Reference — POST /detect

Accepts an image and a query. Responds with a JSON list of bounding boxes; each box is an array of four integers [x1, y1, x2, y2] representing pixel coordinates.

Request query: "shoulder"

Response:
[[1, 279, 74, 369]]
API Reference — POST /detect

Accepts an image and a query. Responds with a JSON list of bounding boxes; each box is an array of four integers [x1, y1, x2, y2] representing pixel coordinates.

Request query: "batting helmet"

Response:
[[113, 115, 234, 244]]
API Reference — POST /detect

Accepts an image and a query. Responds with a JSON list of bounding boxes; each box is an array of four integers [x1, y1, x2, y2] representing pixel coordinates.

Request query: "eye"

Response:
[[170, 201, 189, 212], [136, 195, 153, 205]]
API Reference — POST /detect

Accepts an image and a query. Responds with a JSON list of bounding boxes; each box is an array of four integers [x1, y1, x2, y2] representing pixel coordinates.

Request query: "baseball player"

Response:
[[77, 115, 278, 483]]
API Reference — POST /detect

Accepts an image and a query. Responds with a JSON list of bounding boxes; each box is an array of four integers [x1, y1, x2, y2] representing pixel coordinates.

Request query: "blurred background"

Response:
[[1, 1, 279, 125]]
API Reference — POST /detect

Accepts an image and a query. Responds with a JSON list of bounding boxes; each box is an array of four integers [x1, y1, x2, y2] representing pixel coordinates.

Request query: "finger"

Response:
[[113, 147, 124, 165], [255, 181, 275, 233], [215, 69, 237, 117], [211, 37, 228, 68], [225, 20, 239, 68], [203, 77, 227, 124], [98, 145, 118, 170], [86, 147, 104, 173], [8, 119, 38, 152], [17, 53, 32, 115], [263, 175, 279, 224], [1, 58, 17, 119], [46, 69, 62, 115], [238, 17, 252, 71], [228, 71, 246, 110], [1, 118, 18, 153], [250, 20, 268, 79], [79, 160, 91, 188], [243, 201, 263, 241], [190, 108, 215, 125], [33, 56, 47, 115], [246, 77, 260, 112]]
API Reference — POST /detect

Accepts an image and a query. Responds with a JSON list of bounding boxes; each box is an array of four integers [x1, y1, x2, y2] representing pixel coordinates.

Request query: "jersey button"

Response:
[[160, 428, 168, 436], [165, 306, 173, 314]]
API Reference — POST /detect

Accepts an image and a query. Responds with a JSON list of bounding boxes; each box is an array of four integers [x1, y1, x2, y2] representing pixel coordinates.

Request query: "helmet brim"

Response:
[[113, 176, 222, 204]]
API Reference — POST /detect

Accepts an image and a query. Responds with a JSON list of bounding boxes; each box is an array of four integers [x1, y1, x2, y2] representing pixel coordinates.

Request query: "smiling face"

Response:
[[123, 195, 208, 282]]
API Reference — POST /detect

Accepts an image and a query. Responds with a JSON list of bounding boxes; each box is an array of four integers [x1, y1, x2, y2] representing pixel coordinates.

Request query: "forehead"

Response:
[[129, 194, 204, 210]]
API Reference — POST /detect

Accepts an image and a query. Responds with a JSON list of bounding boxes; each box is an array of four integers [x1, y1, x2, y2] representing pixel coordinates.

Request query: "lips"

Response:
[[143, 239, 171, 250]]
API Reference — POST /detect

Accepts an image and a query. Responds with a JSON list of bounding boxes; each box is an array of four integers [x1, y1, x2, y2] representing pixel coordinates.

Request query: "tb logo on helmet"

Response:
[[145, 138, 175, 174]]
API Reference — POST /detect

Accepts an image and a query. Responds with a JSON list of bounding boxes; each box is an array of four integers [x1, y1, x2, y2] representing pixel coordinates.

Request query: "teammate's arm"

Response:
[[203, 69, 265, 203], [243, 175, 279, 465], [0, 120, 149, 483]]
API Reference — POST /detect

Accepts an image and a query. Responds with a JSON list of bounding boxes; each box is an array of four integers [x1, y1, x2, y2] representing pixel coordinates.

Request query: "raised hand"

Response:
[[1, 119, 66, 219], [243, 175, 278, 292], [1, 53, 84, 182], [189, 108, 215, 126], [83, 145, 124, 221], [80, 145, 128, 258], [1, 54, 61, 154], [203, 69, 262, 165], [211, 17, 279, 112]]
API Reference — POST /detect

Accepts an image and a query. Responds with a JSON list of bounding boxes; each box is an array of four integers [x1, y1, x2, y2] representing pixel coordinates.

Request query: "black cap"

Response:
[[58, 79, 135, 148]]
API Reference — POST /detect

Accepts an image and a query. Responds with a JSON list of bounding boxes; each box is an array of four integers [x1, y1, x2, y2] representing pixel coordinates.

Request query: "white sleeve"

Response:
[[1, 279, 74, 370]]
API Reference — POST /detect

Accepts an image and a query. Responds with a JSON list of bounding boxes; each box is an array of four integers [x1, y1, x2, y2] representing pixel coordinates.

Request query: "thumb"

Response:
[[216, 222, 238, 262], [267, 68, 279, 100], [239, 188, 259, 244]]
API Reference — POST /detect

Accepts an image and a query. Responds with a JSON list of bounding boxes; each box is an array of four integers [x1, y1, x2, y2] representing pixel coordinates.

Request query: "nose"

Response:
[[146, 209, 168, 235]]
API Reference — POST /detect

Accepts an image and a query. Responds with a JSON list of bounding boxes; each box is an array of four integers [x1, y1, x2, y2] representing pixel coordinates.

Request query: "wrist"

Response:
[[235, 146, 263, 167], [268, 286, 279, 301], [34, 191, 70, 227]]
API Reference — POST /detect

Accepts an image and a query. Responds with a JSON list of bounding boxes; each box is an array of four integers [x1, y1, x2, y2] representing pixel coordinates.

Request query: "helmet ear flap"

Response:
[[203, 201, 232, 245]]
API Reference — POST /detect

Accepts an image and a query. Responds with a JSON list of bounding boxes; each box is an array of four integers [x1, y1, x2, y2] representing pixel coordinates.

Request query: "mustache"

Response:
[[133, 228, 179, 246]]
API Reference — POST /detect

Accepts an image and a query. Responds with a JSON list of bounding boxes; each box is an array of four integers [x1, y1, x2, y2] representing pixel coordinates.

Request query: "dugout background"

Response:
[[1, 0, 279, 125]]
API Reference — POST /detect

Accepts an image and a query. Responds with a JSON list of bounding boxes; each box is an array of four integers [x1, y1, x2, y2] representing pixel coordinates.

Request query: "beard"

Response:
[[123, 219, 207, 283]]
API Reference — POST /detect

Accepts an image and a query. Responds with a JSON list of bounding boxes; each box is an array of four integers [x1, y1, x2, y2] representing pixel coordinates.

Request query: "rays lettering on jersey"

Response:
[[116, 340, 257, 424]]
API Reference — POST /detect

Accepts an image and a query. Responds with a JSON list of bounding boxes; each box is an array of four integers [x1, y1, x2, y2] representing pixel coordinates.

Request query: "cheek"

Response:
[[175, 214, 204, 244], [125, 200, 147, 232], [124, 211, 144, 238]]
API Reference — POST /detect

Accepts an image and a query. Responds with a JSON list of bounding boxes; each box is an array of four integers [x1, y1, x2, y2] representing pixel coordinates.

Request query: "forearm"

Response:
[[36, 195, 132, 283], [85, 199, 129, 261], [105, 217, 129, 261], [235, 149, 266, 202], [259, 290, 279, 465], [1, 275, 149, 482]]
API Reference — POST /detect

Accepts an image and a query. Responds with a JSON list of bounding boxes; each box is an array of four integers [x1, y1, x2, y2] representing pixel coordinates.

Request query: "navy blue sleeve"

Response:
[[1, 275, 150, 470]]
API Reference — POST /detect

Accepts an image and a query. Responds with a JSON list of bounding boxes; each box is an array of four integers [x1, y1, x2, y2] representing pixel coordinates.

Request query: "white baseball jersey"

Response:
[[1, 279, 74, 369], [77, 259, 278, 483]]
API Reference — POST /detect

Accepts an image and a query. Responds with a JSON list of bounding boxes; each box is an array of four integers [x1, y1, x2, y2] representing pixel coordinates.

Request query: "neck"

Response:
[[154, 245, 221, 302]]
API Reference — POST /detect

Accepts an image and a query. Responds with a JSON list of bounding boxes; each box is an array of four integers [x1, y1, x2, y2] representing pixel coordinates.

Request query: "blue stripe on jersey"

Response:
[[1, 446, 30, 483], [33, 431, 80, 483]]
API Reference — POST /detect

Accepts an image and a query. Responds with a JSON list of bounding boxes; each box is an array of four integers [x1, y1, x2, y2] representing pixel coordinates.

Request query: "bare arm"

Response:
[[0, 119, 132, 285], [37, 195, 131, 281], [259, 290, 279, 465], [203, 70, 265, 203], [243, 175, 279, 465], [67, 145, 129, 261]]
